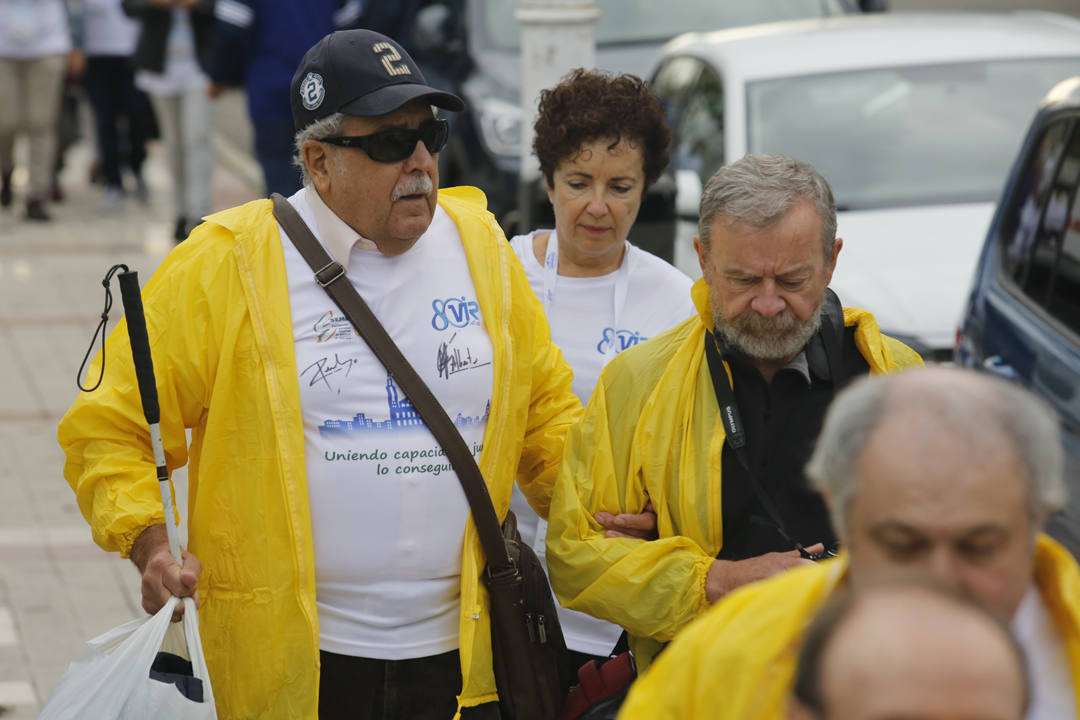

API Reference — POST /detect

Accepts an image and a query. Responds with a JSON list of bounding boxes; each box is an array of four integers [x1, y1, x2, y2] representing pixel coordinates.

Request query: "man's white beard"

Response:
[[712, 292, 824, 362]]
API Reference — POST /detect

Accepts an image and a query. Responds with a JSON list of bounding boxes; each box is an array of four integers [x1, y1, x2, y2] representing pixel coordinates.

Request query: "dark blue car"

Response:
[[956, 76, 1080, 557]]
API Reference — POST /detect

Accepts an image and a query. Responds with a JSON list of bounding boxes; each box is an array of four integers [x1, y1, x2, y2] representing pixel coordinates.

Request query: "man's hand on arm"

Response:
[[595, 500, 658, 540], [130, 524, 202, 621], [704, 543, 823, 603]]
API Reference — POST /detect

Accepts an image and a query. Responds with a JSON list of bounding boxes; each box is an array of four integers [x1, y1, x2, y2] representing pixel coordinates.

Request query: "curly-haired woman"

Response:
[[508, 68, 695, 669]]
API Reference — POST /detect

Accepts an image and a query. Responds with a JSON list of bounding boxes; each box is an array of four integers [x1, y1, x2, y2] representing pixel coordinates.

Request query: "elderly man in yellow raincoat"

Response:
[[545, 154, 922, 670], [618, 367, 1080, 719], [58, 29, 585, 720]]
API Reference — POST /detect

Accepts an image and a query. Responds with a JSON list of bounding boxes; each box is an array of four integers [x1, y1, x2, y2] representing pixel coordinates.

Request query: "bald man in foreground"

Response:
[[788, 581, 1029, 720], [618, 367, 1080, 720]]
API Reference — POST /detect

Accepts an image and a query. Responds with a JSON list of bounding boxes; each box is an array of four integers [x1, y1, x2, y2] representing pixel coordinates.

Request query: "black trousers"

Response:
[[319, 649, 501, 720], [82, 56, 152, 187]]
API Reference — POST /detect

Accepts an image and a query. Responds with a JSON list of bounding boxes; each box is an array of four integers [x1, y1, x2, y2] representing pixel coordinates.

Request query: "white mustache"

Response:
[[391, 174, 434, 201]]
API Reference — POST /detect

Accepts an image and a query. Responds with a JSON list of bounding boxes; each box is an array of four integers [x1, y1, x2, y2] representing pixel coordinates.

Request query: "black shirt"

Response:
[[712, 327, 869, 561]]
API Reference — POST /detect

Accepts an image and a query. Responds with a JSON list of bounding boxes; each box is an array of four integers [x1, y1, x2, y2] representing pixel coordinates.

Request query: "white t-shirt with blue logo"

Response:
[[508, 229, 695, 656], [509, 230, 696, 405], [282, 188, 493, 660]]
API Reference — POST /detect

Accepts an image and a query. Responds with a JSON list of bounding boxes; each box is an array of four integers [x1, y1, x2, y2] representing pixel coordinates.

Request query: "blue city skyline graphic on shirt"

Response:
[[319, 372, 490, 436]]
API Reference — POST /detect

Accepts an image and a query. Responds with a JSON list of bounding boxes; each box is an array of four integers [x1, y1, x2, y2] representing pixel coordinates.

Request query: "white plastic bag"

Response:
[[38, 596, 217, 720]]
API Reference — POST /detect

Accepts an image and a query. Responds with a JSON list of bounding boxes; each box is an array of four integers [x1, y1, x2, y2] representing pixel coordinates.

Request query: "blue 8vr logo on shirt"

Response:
[[431, 296, 481, 331], [597, 328, 647, 354]]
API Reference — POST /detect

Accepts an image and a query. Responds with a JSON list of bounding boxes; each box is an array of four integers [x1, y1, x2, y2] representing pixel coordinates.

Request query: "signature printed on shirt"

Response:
[[301, 353, 358, 393], [436, 332, 491, 379]]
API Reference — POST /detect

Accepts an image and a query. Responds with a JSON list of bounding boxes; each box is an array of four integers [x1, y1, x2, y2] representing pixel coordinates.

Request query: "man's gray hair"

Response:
[[805, 369, 1066, 535], [697, 154, 837, 258], [293, 112, 347, 186]]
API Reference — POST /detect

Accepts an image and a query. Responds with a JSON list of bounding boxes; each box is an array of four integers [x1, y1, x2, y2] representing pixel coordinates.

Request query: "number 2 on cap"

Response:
[[372, 42, 411, 77]]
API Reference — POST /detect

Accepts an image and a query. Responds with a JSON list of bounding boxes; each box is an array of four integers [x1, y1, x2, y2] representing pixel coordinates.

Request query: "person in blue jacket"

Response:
[[207, 0, 357, 197]]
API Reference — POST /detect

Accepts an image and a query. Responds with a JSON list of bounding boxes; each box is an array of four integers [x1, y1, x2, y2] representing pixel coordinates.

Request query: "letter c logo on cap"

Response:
[[300, 72, 325, 111]]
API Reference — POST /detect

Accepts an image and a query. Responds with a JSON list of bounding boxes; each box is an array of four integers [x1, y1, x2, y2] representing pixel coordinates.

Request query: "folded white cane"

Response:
[[43, 266, 218, 719], [117, 270, 182, 564]]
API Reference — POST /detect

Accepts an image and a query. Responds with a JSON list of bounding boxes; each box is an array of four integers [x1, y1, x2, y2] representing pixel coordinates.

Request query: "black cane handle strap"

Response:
[[270, 194, 514, 573]]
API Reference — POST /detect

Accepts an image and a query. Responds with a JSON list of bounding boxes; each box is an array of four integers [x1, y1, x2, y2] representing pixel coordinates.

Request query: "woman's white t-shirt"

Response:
[[508, 229, 695, 656]]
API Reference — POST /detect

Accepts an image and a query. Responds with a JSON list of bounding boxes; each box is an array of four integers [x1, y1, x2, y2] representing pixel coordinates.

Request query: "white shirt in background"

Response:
[[135, 9, 206, 96], [283, 187, 493, 660], [82, 0, 139, 57], [1012, 584, 1078, 720], [508, 228, 695, 656], [0, 0, 71, 58]]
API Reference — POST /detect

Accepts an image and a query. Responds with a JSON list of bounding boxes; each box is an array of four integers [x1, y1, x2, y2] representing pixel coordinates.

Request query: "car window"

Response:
[[746, 57, 1080, 210], [652, 55, 702, 127], [478, 0, 850, 52], [1001, 118, 1080, 337], [674, 65, 725, 184], [1054, 191, 1080, 335]]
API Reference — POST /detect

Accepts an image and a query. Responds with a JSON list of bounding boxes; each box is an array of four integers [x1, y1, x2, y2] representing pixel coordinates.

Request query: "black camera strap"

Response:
[[819, 288, 849, 393], [704, 288, 850, 559], [704, 332, 812, 557]]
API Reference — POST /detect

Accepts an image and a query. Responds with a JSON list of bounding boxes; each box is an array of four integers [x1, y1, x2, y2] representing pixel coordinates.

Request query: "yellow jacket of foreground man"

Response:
[[618, 535, 1080, 719], [57, 188, 582, 719], [545, 279, 922, 671]]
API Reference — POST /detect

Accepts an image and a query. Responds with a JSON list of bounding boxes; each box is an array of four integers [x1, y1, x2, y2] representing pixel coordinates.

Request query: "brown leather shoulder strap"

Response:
[[270, 193, 513, 572]]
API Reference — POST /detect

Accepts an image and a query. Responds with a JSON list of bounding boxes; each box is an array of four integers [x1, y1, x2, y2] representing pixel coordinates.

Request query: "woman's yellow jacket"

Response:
[[617, 534, 1080, 719], [545, 279, 923, 670], [57, 187, 582, 718]]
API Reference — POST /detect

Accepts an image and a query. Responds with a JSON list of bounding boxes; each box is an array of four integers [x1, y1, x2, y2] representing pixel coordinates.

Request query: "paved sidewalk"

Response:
[[0, 125, 260, 717]]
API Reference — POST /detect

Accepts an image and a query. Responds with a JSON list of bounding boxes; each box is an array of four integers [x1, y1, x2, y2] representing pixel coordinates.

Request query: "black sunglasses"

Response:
[[318, 118, 449, 163]]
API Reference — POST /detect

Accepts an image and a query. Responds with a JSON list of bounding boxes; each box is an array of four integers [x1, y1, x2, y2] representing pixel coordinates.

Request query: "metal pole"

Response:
[[517, 0, 599, 232]]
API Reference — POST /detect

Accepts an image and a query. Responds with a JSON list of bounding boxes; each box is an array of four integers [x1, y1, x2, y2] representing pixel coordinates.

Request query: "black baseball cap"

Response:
[[290, 29, 464, 131]]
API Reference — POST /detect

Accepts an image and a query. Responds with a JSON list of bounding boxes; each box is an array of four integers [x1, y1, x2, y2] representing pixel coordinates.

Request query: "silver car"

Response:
[[653, 12, 1080, 360]]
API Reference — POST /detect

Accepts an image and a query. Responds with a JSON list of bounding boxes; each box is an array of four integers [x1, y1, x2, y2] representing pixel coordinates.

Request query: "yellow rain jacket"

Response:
[[58, 187, 582, 719], [618, 534, 1080, 719], [545, 279, 922, 670]]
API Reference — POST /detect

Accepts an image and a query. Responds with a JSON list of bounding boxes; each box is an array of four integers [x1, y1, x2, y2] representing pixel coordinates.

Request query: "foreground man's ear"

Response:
[[302, 140, 333, 195]]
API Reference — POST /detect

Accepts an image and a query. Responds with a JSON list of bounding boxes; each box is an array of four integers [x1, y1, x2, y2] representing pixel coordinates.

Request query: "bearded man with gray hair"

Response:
[[58, 29, 590, 719], [545, 154, 922, 672], [618, 366, 1080, 720]]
